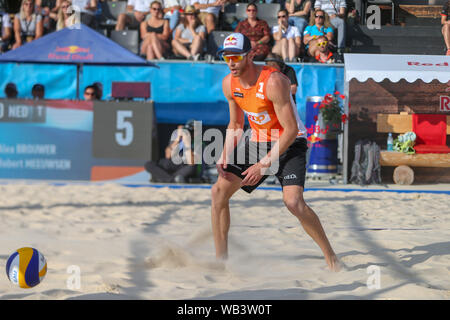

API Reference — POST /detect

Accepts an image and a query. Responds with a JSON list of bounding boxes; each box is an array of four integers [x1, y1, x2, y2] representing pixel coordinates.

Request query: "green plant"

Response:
[[317, 93, 347, 125]]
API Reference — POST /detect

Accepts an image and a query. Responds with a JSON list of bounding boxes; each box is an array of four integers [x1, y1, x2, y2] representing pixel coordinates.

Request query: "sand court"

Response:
[[0, 182, 449, 300]]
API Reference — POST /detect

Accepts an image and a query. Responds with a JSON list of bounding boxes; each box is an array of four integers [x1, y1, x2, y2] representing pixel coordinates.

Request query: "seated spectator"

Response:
[[115, 0, 151, 31], [93, 81, 103, 100], [71, 0, 97, 28], [191, 0, 226, 34], [314, 0, 346, 55], [12, 0, 44, 50], [140, 1, 171, 60], [83, 85, 97, 101], [162, 0, 185, 33], [144, 120, 198, 183], [0, 9, 12, 52], [56, 0, 81, 30], [271, 9, 301, 62], [285, 0, 311, 37], [303, 9, 333, 58], [4, 83, 18, 98], [442, 0, 450, 55], [171, 5, 206, 60], [36, 0, 59, 33], [235, 3, 271, 61], [265, 53, 298, 103], [304, 36, 337, 63], [31, 83, 45, 99]]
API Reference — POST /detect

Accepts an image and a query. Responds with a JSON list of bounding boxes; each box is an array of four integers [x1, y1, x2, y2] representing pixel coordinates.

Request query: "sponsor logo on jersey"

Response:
[[233, 92, 244, 98], [246, 111, 271, 125]]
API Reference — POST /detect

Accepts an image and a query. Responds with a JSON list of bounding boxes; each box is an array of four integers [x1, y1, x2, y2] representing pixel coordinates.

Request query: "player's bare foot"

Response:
[[326, 255, 342, 272]]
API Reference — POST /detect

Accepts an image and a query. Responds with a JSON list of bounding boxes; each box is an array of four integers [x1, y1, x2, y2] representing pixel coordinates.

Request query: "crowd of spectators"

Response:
[[0, 0, 357, 63]]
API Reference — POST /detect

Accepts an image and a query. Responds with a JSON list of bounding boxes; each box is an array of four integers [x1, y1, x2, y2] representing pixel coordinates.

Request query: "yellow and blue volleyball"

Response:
[[6, 247, 47, 288]]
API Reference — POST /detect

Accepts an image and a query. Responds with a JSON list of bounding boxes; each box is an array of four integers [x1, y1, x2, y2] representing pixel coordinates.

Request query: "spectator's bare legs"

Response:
[[150, 33, 165, 59], [442, 23, 450, 54], [172, 39, 191, 58], [288, 38, 298, 61], [282, 186, 341, 272], [272, 39, 289, 61], [211, 175, 242, 259], [307, 39, 319, 57], [115, 13, 129, 31], [190, 34, 203, 56]]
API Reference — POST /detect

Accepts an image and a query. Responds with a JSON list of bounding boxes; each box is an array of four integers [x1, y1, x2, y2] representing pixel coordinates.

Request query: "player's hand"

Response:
[[241, 163, 265, 186]]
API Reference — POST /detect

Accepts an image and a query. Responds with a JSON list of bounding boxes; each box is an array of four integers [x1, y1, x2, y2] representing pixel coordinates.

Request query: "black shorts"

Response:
[[224, 138, 308, 193]]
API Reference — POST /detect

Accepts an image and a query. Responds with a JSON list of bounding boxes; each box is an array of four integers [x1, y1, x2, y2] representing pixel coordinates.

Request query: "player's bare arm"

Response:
[[218, 74, 245, 178]]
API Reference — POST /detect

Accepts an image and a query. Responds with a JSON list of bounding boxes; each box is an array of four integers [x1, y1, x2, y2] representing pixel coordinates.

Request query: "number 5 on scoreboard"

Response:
[[115, 110, 134, 146]]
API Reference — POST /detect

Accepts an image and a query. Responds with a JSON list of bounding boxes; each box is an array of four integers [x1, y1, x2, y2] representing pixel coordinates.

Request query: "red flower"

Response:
[[313, 103, 318, 108], [334, 91, 340, 95], [339, 94, 346, 100], [341, 114, 347, 123], [313, 115, 318, 122]]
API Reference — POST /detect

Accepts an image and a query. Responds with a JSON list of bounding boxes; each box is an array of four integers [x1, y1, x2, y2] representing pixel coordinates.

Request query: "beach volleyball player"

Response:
[[211, 33, 341, 271]]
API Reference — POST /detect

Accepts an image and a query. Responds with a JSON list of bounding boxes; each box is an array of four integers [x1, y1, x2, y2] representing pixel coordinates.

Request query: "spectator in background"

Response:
[[171, 5, 206, 61], [162, 0, 186, 33], [56, 0, 80, 30], [93, 81, 103, 100], [83, 85, 96, 100], [36, 0, 59, 33], [31, 83, 45, 99], [285, 0, 311, 38], [441, 0, 450, 55], [265, 53, 298, 103], [4, 83, 18, 98], [303, 9, 334, 58], [140, 0, 171, 60], [314, 0, 346, 56], [0, 9, 12, 52], [115, 0, 151, 31], [144, 120, 198, 183], [235, 3, 271, 61], [272, 9, 301, 62], [191, 0, 226, 34], [304, 35, 337, 63], [71, 0, 97, 28], [12, 0, 44, 50]]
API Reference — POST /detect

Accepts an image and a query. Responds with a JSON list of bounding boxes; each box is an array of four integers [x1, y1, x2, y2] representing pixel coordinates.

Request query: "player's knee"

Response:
[[283, 196, 306, 217]]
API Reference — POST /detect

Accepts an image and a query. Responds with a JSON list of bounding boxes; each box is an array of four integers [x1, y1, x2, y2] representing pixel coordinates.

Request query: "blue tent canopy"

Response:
[[0, 23, 153, 66], [0, 24, 156, 98]]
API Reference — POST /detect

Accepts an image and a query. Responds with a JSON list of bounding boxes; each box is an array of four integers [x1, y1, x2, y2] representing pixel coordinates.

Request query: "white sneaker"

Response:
[[193, 53, 200, 61]]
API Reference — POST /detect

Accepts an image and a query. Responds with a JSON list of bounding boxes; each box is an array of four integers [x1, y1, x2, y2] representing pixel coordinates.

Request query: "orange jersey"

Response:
[[230, 66, 306, 142]]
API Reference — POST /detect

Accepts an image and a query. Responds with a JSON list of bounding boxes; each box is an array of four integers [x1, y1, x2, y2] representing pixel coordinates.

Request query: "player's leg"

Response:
[[211, 174, 242, 259], [282, 185, 340, 271]]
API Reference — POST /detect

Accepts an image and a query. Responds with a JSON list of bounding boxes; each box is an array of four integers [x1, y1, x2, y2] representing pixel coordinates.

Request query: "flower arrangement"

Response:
[[313, 92, 348, 130], [393, 131, 416, 154]]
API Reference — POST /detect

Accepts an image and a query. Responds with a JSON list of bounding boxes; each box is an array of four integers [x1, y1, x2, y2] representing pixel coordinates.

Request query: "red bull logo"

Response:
[[48, 45, 93, 61], [55, 46, 90, 54], [224, 36, 238, 47]]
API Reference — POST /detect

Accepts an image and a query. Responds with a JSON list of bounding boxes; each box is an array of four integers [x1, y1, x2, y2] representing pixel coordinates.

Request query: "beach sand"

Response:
[[0, 182, 449, 300]]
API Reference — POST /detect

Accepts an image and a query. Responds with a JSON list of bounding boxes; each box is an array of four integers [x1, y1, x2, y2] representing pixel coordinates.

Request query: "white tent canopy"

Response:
[[344, 53, 450, 84]]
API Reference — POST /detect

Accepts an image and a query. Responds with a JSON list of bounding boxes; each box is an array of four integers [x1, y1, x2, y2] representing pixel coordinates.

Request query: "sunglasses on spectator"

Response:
[[277, 15, 287, 18], [222, 53, 247, 63], [317, 41, 328, 47], [315, 15, 325, 18]]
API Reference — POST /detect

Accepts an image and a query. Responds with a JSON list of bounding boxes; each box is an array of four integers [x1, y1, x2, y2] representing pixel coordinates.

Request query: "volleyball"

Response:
[[6, 247, 47, 288]]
